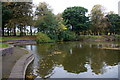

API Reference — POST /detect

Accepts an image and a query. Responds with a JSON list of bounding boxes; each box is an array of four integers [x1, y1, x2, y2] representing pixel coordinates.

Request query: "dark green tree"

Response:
[[62, 6, 89, 35], [106, 14, 120, 35], [11, 2, 33, 36], [2, 2, 13, 36], [2, 2, 33, 36]]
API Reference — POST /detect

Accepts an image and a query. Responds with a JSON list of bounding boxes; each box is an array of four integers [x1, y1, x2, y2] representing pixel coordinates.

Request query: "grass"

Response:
[[78, 35, 104, 39], [0, 35, 119, 42], [36, 32, 55, 43], [0, 36, 36, 41], [114, 35, 120, 38], [0, 43, 9, 48]]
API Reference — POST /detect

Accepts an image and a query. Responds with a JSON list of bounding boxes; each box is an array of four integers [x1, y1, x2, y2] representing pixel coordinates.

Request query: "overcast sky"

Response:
[[33, 0, 120, 15]]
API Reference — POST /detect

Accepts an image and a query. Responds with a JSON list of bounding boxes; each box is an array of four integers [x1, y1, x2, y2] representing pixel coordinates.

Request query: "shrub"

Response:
[[58, 30, 76, 41], [114, 35, 120, 38], [47, 33, 59, 41], [36, 32, 55, 43], [114, 35, 120, 40]]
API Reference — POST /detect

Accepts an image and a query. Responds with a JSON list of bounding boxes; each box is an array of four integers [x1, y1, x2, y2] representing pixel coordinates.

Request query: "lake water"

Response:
[[23, 41, 120, 79]]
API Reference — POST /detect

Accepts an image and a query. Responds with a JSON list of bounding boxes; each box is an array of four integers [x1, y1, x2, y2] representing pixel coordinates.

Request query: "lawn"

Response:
[[0, 36, 36, 41], [0, 43, 9, 48]]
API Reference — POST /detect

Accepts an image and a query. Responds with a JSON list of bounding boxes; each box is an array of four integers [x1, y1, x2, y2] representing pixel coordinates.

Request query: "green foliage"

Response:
[[2, 3, 13, 25], [114, 35, 120, 40], [47, 23, 67, 41], [106, 14, 120, 35], [47, 33, 59, 41], [35, 2, 68, 41], [35, 2, 58, 34], [0, 43, 9, 48], [58, 30, 76, 41], [0, 36, 36, 41], [2, 2, 120, 42], [36, 32, 54, 43], [2, 2, 33, 36], [62, 6, 89, 34], [78, 35, 103, 40], [90, 4, 109, 35], [55, 13, 67, 31]]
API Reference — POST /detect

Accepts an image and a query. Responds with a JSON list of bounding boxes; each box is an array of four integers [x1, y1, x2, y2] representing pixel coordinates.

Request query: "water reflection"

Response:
[[25, 42, 120, 78]]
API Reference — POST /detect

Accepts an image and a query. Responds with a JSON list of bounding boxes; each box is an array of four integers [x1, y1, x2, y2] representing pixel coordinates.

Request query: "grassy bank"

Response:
[[36, 32, 55, 43], [77, 35, 120, 41], [114, 35, 120, 40], [78, 35, 103, 39], [0, 35, 120, 44], [0, 36, 36, 41], [0, 43, 9, 48]]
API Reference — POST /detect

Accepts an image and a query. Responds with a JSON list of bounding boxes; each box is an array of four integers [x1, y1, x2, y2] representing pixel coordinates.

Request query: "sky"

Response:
[[33, 0, 120, 15]]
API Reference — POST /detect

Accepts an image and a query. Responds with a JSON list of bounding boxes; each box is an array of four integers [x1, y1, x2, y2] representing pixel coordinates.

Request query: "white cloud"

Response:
[[33, 0, 120, 15]]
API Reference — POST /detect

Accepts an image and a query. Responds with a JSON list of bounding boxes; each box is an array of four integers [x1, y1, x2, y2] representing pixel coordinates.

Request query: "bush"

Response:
[[58, 30, 76, 41], [47, 33, 59, 41], [114, 35, 120, 40], [114, 35, 120, 38], [36, 32, 55, 43]]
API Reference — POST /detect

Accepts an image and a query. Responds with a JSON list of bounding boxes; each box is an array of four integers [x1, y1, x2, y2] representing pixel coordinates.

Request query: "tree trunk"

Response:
[[20, 26, 23, 36], [13, 27, 16, 36], [2, 26, 4, 37], [30, 26, 32, 36], [37, 28, 40, 32], [7, 28, 9, 36], [10, 28, 12, 36], [23, 26, 26, 36]]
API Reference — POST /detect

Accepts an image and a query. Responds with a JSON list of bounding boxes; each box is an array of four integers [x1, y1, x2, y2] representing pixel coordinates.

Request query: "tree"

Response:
[[90, 4, 108, 35], [35, 2, 56, 32], [35, 2, 60, 40], [11, 2, 33, 36], [106, 14, 120, 35], [55, 13, 67, 32], [62, 6, 89, 35], [2, 2, 13, 36], [2, 2, 33, 36]]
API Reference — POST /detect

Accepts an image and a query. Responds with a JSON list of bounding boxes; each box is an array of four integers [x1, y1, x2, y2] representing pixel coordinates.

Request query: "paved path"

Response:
[[9, 48, 34, 79], [2, 47, 27, 78]]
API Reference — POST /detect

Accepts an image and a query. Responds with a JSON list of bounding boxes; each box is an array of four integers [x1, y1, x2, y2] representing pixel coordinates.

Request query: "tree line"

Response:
[[1, 2, 120, 39], [2, 2, 33, 36]]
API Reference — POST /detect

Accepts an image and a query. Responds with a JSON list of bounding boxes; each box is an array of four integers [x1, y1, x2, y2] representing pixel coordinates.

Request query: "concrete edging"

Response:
[[0, 46, 13, 56], [8, 48, 34, 80]]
